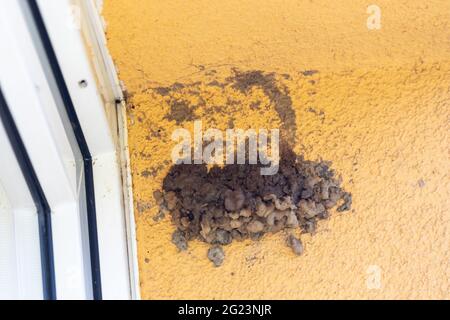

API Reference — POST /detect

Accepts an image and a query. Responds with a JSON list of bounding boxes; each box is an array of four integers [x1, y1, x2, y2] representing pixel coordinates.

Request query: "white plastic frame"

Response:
[[36, 0, 139, 299], [0, 0, 139, 300], [0, 120, 43, 300]]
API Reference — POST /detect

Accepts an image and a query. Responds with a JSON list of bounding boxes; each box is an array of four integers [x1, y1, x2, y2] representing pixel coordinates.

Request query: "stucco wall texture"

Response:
[[103, 0, 450, 299]]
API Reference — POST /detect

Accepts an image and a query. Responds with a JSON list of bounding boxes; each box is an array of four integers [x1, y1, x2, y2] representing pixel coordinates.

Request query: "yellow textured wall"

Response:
[[103, 0, 450, 299]]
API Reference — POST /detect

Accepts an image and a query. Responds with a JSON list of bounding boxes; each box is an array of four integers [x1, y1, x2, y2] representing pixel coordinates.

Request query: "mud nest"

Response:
[[157, 148, 352, 267]]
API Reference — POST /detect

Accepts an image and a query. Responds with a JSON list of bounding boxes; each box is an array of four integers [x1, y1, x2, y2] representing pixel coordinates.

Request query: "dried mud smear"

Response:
[[152, 69, 297, 143], [146, 70, 351, 266], [229, 69, 297, 143]]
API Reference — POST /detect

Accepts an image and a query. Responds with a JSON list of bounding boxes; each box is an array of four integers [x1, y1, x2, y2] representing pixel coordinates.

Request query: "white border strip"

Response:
[[78, 0, 140, 300], [80, 1, 140, 300], [117, 101, 140, 300], [80, 1, 140, 299]]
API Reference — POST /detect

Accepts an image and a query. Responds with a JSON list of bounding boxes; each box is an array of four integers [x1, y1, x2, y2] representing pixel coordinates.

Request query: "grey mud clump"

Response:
[[287, 235, 303, 256], [160, 146, 352, 266], [208, 245, 225, 267]]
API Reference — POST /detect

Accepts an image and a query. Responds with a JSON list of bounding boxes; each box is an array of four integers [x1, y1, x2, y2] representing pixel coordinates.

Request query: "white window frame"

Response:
[[0, 0, 139, 300], [0, 111, 44, 300]]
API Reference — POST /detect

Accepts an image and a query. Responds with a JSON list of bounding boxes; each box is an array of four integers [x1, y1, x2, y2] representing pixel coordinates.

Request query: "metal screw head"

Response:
[[78, 80, 88, 88]]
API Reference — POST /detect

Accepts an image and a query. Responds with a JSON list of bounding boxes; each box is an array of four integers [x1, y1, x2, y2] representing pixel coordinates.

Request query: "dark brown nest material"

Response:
[[157, 148, 352, 267]]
